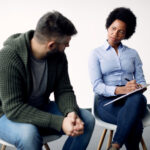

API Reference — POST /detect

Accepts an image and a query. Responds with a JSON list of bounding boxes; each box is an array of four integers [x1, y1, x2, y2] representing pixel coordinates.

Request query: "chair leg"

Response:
[[106, 130, 113, 150], [141, 137, 147, 150], [44, 143, 50, 150], [1, 145, 6, 150], [97, 129, 107, 150]]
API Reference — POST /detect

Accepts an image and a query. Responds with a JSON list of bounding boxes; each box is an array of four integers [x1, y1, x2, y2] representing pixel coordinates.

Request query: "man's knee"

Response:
[[79, 109, 95, 130], [16, 124, 42, 149]]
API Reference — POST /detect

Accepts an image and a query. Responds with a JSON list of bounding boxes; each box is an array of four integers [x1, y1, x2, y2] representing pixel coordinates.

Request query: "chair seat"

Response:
[[142, 107, 150, 127], [0, 135, 61, 148], [43, 135, 61, 144], [0, 139, 15, 147], [95, 117, 116, 130]]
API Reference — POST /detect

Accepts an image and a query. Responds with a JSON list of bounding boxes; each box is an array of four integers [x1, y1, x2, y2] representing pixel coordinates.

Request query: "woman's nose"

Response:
[[112, 30, 118, 37]]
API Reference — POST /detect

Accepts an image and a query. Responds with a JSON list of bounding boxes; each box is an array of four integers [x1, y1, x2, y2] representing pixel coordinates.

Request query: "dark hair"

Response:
[[106, 7, 136, 39], [34, 11, 77, 42]]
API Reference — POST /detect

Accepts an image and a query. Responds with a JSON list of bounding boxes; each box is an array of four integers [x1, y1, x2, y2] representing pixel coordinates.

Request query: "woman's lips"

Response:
[[110, 37, 116, 41]]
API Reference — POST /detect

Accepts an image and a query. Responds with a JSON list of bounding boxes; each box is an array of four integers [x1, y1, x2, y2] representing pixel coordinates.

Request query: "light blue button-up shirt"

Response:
[[88, 41, 146, 97]]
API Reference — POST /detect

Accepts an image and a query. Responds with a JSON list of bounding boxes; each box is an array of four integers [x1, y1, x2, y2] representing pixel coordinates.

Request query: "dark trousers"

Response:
[[95, 92, 147, 150]]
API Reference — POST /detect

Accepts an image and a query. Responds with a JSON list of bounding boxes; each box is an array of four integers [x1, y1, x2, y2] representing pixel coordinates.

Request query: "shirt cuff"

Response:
[[104, 86, 117, 97]]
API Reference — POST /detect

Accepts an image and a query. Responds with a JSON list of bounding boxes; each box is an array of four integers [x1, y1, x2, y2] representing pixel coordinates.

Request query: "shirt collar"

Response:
[[103, 40, 124, 51]]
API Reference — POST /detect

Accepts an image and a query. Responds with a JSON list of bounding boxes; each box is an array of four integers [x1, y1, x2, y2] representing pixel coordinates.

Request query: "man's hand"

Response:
[[67, 112, 77, 125], [62, 117, 75, 136], [62, 112, 84, 137], [73, 117, 84, 135]]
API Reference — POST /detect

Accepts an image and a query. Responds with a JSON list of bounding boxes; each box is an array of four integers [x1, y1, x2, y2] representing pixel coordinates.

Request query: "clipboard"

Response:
[[104, 84, 150, 107]]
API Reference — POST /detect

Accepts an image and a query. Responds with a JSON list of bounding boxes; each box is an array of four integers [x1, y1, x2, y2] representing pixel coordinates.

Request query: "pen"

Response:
[[125, 78, 130, 81], [125, 78, 142, 88]]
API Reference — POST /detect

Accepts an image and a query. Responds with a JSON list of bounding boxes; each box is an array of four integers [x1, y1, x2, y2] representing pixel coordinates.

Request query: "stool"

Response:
[[0, 135, 61, 150], [93, 95, 150, 150]]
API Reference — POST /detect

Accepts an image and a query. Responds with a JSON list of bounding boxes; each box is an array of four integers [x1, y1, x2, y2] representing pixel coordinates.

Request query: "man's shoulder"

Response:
[[0, 33, 23, 56], [0, 31, 32, 65], [0, 46, 16, 61]]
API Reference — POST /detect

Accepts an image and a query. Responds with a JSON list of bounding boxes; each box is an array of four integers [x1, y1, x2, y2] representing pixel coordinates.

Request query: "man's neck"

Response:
[[30, 38, 47, 60]]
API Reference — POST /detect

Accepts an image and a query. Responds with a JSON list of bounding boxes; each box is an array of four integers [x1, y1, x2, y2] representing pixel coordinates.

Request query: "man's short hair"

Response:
[[105, 7, 136, 39], [34, 11, 77, 42]]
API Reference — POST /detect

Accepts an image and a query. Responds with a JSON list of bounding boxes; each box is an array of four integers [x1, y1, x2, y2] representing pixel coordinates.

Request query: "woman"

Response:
[[88, 7, 147, 150]]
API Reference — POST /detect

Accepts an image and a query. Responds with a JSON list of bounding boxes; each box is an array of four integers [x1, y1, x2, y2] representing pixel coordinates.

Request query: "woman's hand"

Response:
[[115, 80, 141, 95]]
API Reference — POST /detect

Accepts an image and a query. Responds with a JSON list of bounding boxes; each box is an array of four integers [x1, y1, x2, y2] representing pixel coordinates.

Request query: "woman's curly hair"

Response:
[[106, 7, 136, 39]]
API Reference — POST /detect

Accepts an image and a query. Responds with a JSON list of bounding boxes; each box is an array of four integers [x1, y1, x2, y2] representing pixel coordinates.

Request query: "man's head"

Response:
[[33, 11, 77, 56]]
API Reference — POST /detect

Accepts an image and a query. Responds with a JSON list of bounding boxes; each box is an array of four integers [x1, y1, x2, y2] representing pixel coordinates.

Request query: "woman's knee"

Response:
[[128, 93, 147, 106], [127, 93, 147, 116]]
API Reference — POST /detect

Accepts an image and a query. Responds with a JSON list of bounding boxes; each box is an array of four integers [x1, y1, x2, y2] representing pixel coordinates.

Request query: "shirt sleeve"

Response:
[[88, 50, 116, 97], [134, 51, 146, 85]]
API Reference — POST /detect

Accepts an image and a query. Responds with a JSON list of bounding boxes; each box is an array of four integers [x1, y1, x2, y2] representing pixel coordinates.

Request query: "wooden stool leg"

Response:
[[141, 137, 147, 150], [1, 145, 6, 150], [106, 130, 113, 150], [44, 143, 50, 150], [97, 129, 107, 150]]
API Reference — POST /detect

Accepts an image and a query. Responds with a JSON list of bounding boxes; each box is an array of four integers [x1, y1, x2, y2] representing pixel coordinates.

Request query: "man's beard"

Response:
[[45, 48, 64, 58]]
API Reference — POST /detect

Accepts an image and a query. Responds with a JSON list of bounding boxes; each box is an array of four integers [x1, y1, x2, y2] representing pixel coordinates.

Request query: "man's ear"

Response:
[[47, 41, 56, 50]]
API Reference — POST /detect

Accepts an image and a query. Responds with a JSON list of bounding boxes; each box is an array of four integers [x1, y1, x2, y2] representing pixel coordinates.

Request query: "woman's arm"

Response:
[[134, 51, 146, 85], [88, 51, 116, 97]]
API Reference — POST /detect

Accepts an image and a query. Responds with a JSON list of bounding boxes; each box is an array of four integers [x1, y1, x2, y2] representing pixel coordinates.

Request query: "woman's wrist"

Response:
[[115, 86, 125, 95]]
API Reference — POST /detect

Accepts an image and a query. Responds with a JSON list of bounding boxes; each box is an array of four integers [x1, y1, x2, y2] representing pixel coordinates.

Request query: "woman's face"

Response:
[[107, 19, 126, 47]]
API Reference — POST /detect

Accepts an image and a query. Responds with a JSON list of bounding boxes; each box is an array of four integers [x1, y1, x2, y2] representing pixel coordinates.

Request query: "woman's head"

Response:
[[106, 7, 136, 39]]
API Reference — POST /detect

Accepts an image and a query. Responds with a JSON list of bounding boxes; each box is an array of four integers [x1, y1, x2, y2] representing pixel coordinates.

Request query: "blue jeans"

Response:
[[0, 102, 95, 150], [95, 92, 147, 150]]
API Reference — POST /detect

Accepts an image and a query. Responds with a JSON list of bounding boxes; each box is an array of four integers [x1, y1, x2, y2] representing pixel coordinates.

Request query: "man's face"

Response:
[[45, 36, 71, 58], [50, 36, 71, 53], [56, 36, 71, 52]]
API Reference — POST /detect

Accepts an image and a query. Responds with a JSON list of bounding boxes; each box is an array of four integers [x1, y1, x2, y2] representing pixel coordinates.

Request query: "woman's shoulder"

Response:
[[91, 43, 106, 54], [89, 46, 104, 59], [123, 44, 138, 54]]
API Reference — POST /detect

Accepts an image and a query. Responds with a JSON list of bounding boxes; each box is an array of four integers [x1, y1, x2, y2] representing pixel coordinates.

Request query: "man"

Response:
[[0, 11, 95, 150]]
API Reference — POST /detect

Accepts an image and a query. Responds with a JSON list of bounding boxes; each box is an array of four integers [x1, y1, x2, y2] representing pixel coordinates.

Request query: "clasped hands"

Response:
[[115, 80, 145, 95], [62, 112, 84, 137]]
